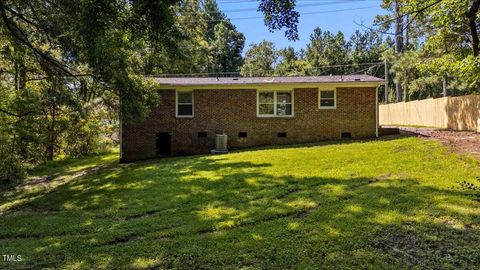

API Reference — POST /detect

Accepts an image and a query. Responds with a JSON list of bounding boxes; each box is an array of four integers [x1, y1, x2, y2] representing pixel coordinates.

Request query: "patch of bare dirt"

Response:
[[396, 127, 480, 160], [22, 165, 107, 188]]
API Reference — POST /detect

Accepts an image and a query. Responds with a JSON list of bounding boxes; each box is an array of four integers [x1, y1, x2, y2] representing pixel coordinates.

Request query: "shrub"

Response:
[[0, 151, 26, 185]]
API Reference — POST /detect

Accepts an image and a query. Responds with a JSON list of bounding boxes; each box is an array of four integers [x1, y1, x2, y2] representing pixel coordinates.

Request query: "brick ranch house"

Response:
[[120, 75, 385, 162]]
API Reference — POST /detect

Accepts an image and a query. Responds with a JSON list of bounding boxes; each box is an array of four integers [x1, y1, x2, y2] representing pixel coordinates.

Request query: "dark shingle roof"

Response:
[[154, 75, 384, 86]]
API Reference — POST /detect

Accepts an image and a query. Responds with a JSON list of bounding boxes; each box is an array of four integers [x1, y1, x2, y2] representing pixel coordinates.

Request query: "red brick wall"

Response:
[[121, 87, 377, 161]]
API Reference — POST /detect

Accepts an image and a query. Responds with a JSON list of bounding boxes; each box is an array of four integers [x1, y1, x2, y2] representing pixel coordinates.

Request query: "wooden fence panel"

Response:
[[379, 95, 480, 132]]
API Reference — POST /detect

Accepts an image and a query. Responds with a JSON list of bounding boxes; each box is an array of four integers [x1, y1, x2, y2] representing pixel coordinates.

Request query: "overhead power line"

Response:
[[200, 0, 380, 13], [151, 62, 384, 77], [179, 6, 380, 22], [215, 0, 380, 4]]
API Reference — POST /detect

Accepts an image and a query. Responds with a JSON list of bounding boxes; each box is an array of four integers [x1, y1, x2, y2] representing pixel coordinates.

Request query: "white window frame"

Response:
[[257, 90, 294, 117], [319, 89, 337, 109], [176, 90, 194, 118]]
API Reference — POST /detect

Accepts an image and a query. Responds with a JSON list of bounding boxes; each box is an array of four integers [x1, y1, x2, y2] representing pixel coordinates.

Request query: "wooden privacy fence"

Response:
[[379, 95, 480, 132]]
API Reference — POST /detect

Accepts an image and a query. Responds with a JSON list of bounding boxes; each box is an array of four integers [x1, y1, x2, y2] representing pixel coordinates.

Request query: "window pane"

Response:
[[178, 104, 193, 115], [259, 92, 274, 103], [178, 92, 193, 103], [277, 103, 292, 116], [320, 99, 335, 107], [321, 90, 335, 99], [277, 92, 292, 103], [259, 104, 274, 115]]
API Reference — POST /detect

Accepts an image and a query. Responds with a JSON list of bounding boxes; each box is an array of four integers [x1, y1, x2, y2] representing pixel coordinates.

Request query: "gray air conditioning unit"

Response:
[[211, 133, 228, 154]]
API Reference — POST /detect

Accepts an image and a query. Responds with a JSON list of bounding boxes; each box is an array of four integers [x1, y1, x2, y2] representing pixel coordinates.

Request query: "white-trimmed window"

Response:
[[319, 89, 336, 109], [176, 90, 194, 117], [257, 90, 293, 117]]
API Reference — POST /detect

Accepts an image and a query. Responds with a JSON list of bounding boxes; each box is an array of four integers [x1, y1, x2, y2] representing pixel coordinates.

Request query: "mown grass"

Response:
[[1, 137, 479, 269]]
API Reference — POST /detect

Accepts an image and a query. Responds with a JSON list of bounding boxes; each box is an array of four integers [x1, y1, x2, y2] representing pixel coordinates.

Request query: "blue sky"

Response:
[[217, 0, 387, 52]]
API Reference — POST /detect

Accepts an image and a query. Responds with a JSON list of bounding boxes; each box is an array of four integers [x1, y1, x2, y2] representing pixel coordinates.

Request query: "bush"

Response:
[[0, 152, 26, 185]]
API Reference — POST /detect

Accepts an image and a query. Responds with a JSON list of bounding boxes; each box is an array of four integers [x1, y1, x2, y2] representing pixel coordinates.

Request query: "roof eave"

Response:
[[157, 80, 386, 89]]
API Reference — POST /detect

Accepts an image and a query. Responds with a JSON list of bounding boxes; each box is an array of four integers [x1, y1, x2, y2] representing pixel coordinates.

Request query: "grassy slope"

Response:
[[0, 137, 479, 269]]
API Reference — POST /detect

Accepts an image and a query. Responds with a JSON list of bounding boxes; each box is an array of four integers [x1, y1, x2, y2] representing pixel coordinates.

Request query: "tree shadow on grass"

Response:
[[0, 152, 120, 214], [228, 134, 411, 154], [0, 153, 479, 269]]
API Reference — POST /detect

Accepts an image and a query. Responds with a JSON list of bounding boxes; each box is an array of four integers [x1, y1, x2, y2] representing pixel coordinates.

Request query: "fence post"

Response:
[[384, 60, 389, 103]]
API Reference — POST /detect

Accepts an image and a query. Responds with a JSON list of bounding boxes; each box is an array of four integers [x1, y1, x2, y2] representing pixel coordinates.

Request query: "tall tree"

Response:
[[376, 0, 480, 98], [203, 0, 225, 43], [305, 28, 349, 75], [275, 46, 311, 76], [240, 41, 278, 77], [350, 30, 385, 67], [211, 20, 245, 73], [0, 0, 180, 121], [466, 0, 480, 56], [258, 0, 300, 41], [374, 0, 408, 101], [394, 0, 405, 101]]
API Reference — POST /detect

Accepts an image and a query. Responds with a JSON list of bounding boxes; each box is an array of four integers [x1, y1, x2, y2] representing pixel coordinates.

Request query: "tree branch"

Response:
[[357, 0, 443, 37], [354, 20, 397, 36], [3, 5, 42, 29], [374, 0, 443, 27], [466, 0, 480, 56], [0, 107, 36, 117], [0, 3, 79, 79]]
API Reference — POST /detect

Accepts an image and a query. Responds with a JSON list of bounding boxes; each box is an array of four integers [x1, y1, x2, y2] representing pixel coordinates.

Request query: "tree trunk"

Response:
[[404, 81, 408, 101], [395, 0, 404, 102], [14, 56, 29, 159], [466, 0, 480, 56], [443, 75, 448, 97], [384, 60, 389, 103], [46, 96, 56, 161]]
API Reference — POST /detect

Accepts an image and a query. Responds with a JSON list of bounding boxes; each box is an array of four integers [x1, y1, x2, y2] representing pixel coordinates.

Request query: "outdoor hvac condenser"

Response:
[[212, 134, 228, 154]]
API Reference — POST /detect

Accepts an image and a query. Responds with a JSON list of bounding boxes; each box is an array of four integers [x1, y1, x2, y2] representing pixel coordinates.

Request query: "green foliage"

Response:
[[60, 105, 117, 158], [379, 0, 480, 98], [0, 149, 25, 185], [258, 0, 300, 41], [275, 46, 312, 76], [0, 32, 118, 181], [350, 30, 386, 66], [211, 20, 245, 73], [203, 0, 226, 43], [240, 41, 278, 76], [240, 28, 388, 77], [0, 0, 179, 119], [306, 28, 350, 70], [144, 0, 245, 75]]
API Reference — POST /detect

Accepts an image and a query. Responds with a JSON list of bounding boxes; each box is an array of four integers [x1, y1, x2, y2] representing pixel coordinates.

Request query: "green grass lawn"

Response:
[[1, 137, 479, 269]]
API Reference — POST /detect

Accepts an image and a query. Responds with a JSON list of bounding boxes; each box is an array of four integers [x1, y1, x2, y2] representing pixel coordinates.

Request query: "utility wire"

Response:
[[216, 0, 379, 4], [197, 0, 380, 13], [179, 6, 379, 22], [152, 62, 384, 77]]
